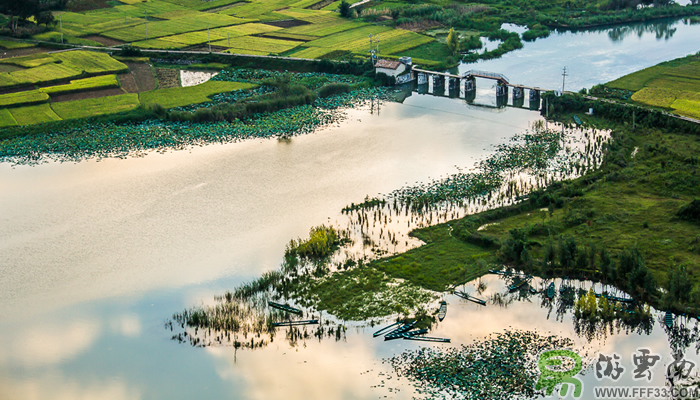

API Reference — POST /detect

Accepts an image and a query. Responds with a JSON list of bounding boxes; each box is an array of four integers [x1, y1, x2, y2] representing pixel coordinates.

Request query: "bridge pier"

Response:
[[432, 75, 445, 87], [417, 72, 427, 85], [529, 89, 541, 110], [464, 78, 476, 92], [513, 87, 524, 99], [529, 89, 540, 102], [448, 78, 460, 98], [496, 83, 508, 97]]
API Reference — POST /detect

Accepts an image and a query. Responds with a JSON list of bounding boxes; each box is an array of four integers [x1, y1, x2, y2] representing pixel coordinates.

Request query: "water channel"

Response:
[[1, 17, 700, 400]]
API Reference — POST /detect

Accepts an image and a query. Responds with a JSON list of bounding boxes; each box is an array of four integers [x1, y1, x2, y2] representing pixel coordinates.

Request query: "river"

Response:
[[1, 17, 699, 400]]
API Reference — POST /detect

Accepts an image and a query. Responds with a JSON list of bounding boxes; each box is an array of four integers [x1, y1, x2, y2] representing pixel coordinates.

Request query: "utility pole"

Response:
[[562, 66, 567, 93], [207, 25, 211, 52], [368, 34, 374, 63], [144, 11, 148, 40], [375, 34, 380, 59], [59, 15, 63, 44]]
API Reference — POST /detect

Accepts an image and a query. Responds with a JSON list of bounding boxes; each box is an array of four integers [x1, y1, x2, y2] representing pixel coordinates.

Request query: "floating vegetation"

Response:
[[387, 330, 577, 400], [0, 87, 389, 165]]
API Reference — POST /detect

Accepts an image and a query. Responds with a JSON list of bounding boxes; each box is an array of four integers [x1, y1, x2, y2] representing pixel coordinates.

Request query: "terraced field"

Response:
[[607, 52, 700, 119], [139, 81, 254, 108], [10, 104, 62, 125], [132, 23, 282, 49], [0, 51, 128, 89], [29, 0, 434, 61], [41, 75, 121, 95], [52, 94, 142, 120], [0, 90, 49, 107]]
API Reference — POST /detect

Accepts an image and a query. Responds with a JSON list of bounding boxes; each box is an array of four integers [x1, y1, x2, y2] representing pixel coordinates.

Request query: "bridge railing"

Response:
[[463, 70, 509, 83]]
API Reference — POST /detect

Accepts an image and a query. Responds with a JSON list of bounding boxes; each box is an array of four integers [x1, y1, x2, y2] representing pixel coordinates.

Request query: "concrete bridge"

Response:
[[412, 66, 550, 104]]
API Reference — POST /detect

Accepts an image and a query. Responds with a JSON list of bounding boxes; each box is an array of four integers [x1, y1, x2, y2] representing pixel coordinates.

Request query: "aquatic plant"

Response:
[[387, 330, 577, 400]]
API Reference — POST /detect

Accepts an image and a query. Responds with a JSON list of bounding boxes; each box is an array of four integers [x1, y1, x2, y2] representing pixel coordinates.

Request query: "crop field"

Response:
[[0, 53, 56, 68], [52, 94, 141, 120], [41, 75, 121, 95], [211, 36, 301, 55], [607, 54, 700, 119], [0, 40, 34, 50], [9, 63, 84, 86], [0, 51, 128, 89], [28, 0, 437, 62], [139, 81, 254, 108], [10, 104, 62, 126], [276, 9, 341, 24], [289, 46, 337, 59], [0, 108, 17, 127], [54, 51, 129, 74], [301, 25, 431, 55], [102, 13, 249, 42], [280, 20, 365, 37], [262, 32, 317, 41], [132, 23, 282, 48], [0, 90, 49, 107]]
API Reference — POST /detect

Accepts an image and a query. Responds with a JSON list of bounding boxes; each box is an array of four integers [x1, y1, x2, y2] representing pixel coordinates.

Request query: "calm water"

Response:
[[464, 17, 700, 91], [2, 18, 700, 400]]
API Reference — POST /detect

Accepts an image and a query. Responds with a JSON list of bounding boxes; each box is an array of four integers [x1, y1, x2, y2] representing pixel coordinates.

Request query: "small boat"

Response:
[[268, 301, 302, 315], [529, 286, 537, 294], [272, 319, 319, 327], [385, 321, 417, 338], [386, 326, 427, 341], [665, 311, 673, 329], [403, 336, 451, 343], [402, 328, 429, 337], [546, 282, 555, 299], [574, 115, 582, 125], [509, 277, 530, 292], [372, 321, 402, 338], [438, 301, 447, 321], [455, 291, 486, 306]]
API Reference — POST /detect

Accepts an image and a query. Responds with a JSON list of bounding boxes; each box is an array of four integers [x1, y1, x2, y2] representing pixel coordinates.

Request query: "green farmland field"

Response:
[[212, 36, 301, 54], [280, 20, 365, 37], [0, 108, 17, 127], [139, 81, 254, 108], [606, 53, 700, 119], [0, 51, 127, 89], [10, 104, 62, 125], [52, 94, 141, 120], [0, 53, 56, 68], [289, 47, 337, 59], [0, 40, 34, 50], [41, 75, 121, 95], [303, 25, 432, 55], [132, 23, 281, 48], [0, 90, 49, 107], [103, 13, 249, 42]]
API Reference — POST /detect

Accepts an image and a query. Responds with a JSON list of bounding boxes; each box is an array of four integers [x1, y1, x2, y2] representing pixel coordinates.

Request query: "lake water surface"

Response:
[[2, 17, 700, 400]]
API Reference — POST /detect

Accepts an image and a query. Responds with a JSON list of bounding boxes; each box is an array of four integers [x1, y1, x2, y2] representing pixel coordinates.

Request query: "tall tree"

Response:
[[446, 28, 460, 54], [0, 0, 41, 34]]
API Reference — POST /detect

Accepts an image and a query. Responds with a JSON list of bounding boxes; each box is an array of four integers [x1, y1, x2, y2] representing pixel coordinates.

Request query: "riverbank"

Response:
[[0, 67, 390, 164], [378, 95, 700, 314]]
